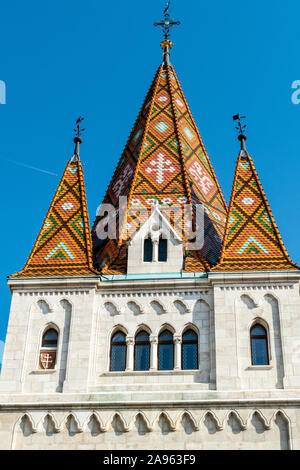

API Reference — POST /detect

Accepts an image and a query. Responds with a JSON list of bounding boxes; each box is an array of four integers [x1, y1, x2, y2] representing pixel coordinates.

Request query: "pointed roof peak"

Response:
[[213, 145, 299, 272], [12, 142, 98, 278], [92, 61, 227, 274]]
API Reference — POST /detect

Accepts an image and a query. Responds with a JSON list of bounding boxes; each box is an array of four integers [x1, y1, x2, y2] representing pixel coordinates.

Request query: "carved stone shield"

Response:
[[40, 352, 56, 370]]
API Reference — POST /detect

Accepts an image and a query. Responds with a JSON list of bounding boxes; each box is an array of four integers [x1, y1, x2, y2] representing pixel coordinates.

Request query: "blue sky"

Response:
[[0, 0, 300, 349]]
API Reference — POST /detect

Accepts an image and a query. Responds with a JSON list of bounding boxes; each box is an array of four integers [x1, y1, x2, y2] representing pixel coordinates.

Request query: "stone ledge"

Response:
[[101, 370, 201, 377]]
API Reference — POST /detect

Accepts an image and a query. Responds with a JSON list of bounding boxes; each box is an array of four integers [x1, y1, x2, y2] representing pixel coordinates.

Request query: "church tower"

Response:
[[1, 4, 300, 450]]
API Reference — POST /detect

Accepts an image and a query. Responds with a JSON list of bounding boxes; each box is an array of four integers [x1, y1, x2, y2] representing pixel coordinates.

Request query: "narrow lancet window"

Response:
[[250, 324, 269, 366], [182, 329, 198, 370], [39, 328, 58, 370], [158, 330, 174, 370], [110, 331, 127, 371], [143, 237, 153, 262], [134, 331, 150, 371], [158, 237, 168, 262]]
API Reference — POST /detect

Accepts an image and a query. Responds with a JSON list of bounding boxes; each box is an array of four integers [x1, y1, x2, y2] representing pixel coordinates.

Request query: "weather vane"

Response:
[[233, 113, 246, 136], [73, 116, 85, 138], [154, 1, 180, 63]]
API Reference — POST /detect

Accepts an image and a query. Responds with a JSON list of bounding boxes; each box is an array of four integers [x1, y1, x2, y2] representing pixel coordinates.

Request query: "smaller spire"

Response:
[[71, 116, 85, 162], [233, 113, 248, 158], [154, 1, 180, 65]]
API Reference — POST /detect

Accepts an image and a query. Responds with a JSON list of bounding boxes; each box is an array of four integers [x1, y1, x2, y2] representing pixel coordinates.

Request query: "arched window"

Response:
[[110, 331, 127, 371], [134, 331, 150, 371], [158, 330, 174, 371], [158, 237, 168, 262], [182, 329, 198, 370], [39, 328, 58, 370], [143, 237, 153, 262], [250, 324, 269, 366]]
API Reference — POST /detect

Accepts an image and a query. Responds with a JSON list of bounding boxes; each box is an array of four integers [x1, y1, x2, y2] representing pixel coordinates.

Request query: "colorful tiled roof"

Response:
[[92, 63, 227, 274], [213, 148, 298, 272], [12, 156, 98, 278]]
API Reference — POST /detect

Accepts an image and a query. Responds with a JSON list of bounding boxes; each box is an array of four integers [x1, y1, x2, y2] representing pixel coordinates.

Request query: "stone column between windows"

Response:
[[152, 239, 159, 262], [126, 337, 134, 371], [150, 335, 158, 370], [174, 335, 182, 370]]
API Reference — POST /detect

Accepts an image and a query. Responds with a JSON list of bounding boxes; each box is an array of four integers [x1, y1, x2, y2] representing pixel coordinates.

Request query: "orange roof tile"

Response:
[[213, 150, 299, 272], [92, 63, 227, 274], [12, 158, 98, 278]]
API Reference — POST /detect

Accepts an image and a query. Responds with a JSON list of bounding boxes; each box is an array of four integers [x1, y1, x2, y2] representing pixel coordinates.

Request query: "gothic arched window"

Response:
[[39, 328, 58, 370], [134, 331, 150, 371], [182, 329, 198, 370], [158, 237, 168, 262], [158, 330, 174, 371], [110, 331, 127, 371], [250, 324, 269, 366], [143, 237, 153, 262]]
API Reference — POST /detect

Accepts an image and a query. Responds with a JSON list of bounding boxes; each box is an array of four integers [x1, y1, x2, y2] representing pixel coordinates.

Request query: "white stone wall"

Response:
[[1, 272, 300, 449], [0, 405, 296, 450]]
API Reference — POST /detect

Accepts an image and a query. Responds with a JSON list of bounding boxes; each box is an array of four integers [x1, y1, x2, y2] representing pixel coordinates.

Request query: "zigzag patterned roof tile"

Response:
[[92, 63, 227, 274], [12, 157, 98, 278], [213, 149, 299, 272]]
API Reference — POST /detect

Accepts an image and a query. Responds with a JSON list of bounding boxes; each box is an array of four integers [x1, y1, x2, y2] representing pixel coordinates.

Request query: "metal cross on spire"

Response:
[[154, 1, 180, 65]]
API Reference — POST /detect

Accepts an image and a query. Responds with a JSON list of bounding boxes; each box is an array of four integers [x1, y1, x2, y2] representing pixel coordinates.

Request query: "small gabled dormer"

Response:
[[127, 203, 183, 274]]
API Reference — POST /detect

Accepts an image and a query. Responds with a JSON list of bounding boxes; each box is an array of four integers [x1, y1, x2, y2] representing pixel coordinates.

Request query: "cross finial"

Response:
[[233, 114, 248, 156], [154, 2, 180, 65]]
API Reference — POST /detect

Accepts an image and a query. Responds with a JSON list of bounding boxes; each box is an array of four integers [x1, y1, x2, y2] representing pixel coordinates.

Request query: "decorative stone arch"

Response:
[[200, 410, 223, 431], [59, 298, 73, 310], [271, 410, 292, 450], [247, 409, 271, 430], [157, 323, 176, 337], [40, 412, 61, 434], [135, 324, 152, 336], [10, 413, 37, 449], [133, 411, 153, 433], [127, 300, 144, 316], [180, 322, 199, 337], [150, 300, 167, 315], [36, 299, 52, 314], [104, 301, 120, 316], [109, 324, 128, 339], [64, 412, 83, 434], [155, 411, 176, 432], [176, 410, 199, 432], [240, 294, 258, 310], [193, 298, 210, 315], [109, 412, 130, 433], [83, 411, 106, 434], [225, 410, 247, 431], [174, 299, 190, 315]]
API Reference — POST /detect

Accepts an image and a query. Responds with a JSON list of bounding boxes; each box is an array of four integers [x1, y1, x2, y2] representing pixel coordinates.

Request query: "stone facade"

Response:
[[1, 271, 300, 449]]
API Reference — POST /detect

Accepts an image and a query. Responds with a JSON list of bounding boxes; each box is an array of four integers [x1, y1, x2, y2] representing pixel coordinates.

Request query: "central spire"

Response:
[[154, 1, 180, 65]]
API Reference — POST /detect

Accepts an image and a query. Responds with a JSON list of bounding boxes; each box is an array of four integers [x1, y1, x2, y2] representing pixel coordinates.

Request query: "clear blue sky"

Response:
[[0, 0, 299, 346]]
